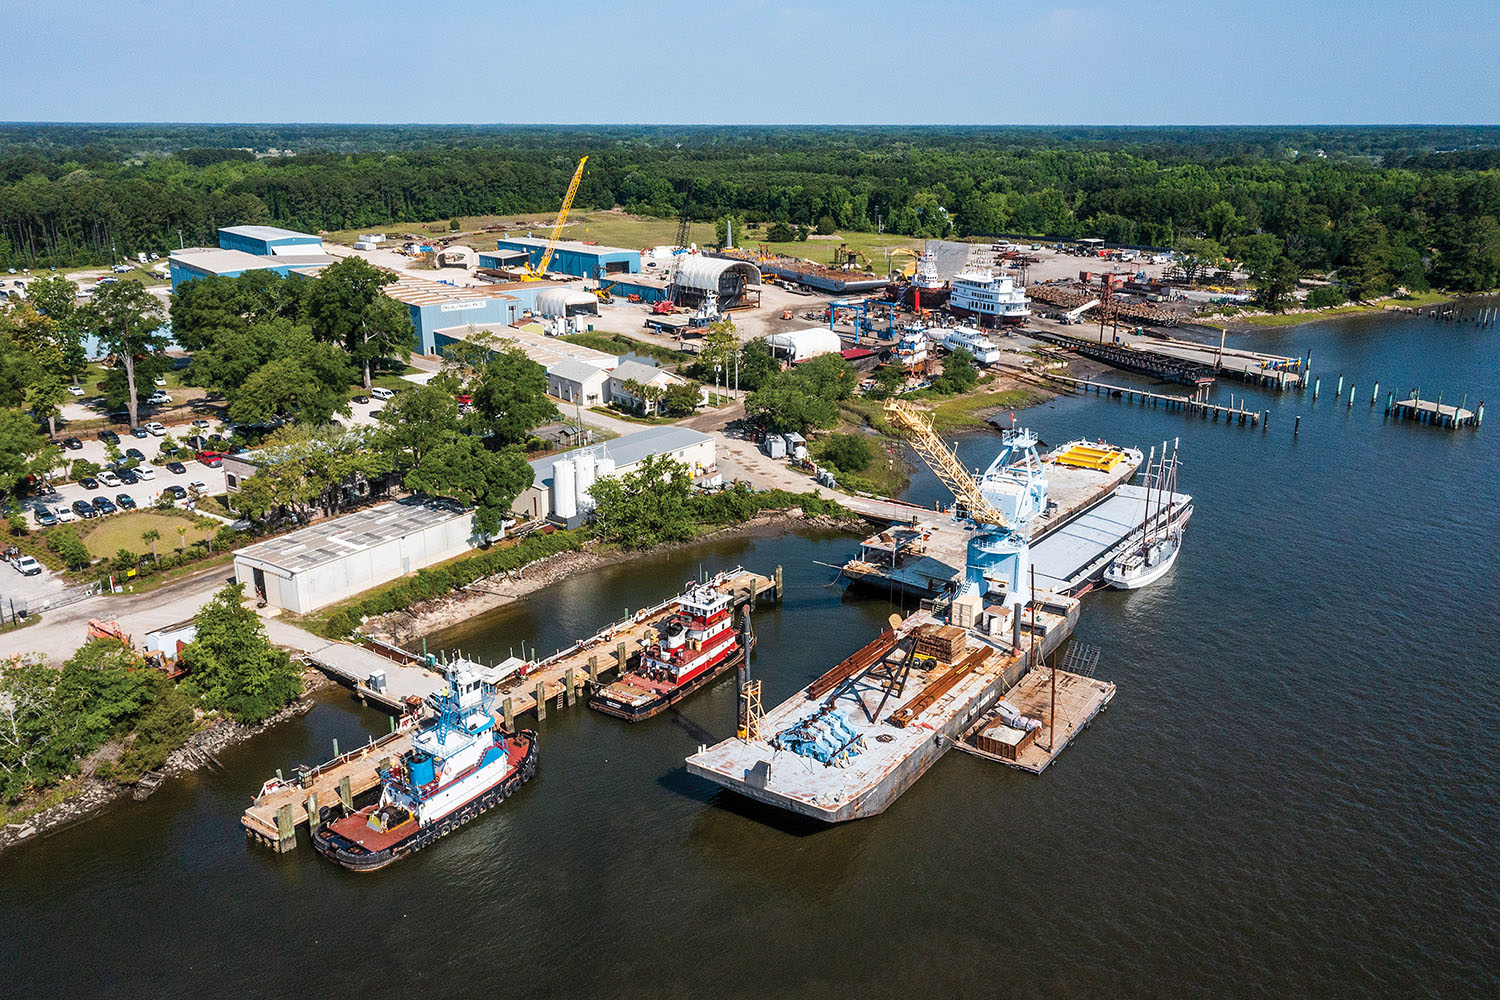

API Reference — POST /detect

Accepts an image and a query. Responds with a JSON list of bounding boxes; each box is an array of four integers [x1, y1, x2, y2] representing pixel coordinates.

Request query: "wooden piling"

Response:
[[534, 680, 547, 720], [1294, 415, 1301, 436], [565, 667, 577, 707], [774, 565, 784, 601], [1314, 377, 1320, 399], [503, 695, 515, 731], [588, 654, 599, 683], [616, 641, 628, 673], [276, 804, 296, 852], [338, 776, 352, 811], [305, 792, 320, 832]]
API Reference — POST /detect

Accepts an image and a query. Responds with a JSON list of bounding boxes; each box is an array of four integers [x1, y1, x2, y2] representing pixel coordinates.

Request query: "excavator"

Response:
[[521, 155, 588, 282]]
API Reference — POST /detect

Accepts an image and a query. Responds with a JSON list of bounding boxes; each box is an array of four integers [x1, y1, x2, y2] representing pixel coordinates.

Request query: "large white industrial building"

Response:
[[511, 426, 717, 522], [232, 498, 478, 614]]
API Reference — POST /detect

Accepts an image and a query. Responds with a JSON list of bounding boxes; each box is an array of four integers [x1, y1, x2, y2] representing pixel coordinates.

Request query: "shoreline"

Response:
[[361, 511, 858, 645], [0, 668, 332, 855]]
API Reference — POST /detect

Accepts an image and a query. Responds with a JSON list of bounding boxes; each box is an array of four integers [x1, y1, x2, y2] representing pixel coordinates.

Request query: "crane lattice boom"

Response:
[[883, 399, 1007, 528], [531, 155, 588, 281]]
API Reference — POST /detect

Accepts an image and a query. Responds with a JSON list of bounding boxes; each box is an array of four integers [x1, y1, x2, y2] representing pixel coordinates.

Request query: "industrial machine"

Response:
[[522, 155, 588, 282]]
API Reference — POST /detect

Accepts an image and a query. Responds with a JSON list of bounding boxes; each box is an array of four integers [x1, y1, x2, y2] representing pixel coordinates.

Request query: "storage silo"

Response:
[[594, 456, 616, 482], [552, 460, 578, 519], [576, 451, 596, 496]]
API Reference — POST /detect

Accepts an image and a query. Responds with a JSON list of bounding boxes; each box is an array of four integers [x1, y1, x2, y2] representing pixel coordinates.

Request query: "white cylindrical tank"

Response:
[[575, 451, 596, 496], [552, 460, 577, 519], [595, 456, 616, 481]]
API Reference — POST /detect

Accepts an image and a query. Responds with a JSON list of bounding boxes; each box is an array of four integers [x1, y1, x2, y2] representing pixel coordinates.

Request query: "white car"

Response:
[[11, 555, 42, 576], [136, 466, 156, 481], [98, 471, 121, 488], [147, 391, 172, 405], [187, 480, 208, 494], [67, 385, 85, 397], [54, 506, 76, 523], [153, 376, 167, 386], [144, 422, 166, 435]]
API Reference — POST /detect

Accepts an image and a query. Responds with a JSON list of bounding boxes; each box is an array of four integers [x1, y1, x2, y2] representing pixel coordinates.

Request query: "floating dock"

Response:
[[244, 566, 779, 852], [954, 667, 1115, 774], [686, 596, 1081, 823]]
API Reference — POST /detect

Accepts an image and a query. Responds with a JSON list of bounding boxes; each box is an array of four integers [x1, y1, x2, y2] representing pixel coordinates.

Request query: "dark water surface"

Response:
[[3, 312, 1498, 998]]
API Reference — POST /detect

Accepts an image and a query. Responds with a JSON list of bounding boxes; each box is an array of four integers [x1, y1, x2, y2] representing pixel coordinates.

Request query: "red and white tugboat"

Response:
[[313, 669, 537, 872], [589, 581, 753, 722]]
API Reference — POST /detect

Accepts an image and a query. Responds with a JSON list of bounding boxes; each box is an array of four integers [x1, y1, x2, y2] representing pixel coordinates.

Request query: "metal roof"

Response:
[[170, 248, 337, 275], [234, 497, 470, 574], [500, 236, 639, 256], [547, 358, 613, 383], [608, 359, 678, 387], [672, 255, 761, 292], [535, 287, 599, 316], [528, 426, 712, 490], [219, 225, 321, 242]]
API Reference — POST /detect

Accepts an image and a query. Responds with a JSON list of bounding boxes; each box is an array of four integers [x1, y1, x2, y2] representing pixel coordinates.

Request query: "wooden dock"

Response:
[[243, 566, 781, 852], [1044, 373, 1266, 427], [1389, 395, 1482, 430], [954, 667, 1116, 774]]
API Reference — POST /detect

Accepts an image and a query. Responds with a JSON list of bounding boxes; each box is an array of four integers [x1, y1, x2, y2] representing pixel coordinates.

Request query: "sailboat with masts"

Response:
[[1104, 439, 1188, 590]]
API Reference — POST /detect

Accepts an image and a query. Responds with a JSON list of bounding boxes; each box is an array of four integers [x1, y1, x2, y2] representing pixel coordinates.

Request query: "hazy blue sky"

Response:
[[4, 0, 1496, 124]]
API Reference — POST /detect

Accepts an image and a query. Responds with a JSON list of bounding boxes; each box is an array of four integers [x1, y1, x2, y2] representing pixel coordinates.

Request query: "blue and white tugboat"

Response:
[[313, 669, 537, 871]]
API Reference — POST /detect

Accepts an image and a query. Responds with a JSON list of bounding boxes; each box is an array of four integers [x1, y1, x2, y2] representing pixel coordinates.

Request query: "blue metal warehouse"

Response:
[[494, 237, 640, 280], [218, 225, 325, 256], [383, 274, 546, 354], [167, 248, 335, 289]]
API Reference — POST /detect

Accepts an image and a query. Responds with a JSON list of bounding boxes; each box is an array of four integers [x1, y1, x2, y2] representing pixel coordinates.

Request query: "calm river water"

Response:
[[2, 310, 1497, 998]]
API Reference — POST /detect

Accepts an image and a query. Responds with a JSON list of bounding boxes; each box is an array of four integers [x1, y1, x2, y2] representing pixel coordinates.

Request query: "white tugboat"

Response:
[[892, 323, 930, 368], [312, 670, 537, 871]]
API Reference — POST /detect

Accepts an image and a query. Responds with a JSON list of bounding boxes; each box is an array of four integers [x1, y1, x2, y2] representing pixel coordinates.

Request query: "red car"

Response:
[[196, 450, 224, 468]]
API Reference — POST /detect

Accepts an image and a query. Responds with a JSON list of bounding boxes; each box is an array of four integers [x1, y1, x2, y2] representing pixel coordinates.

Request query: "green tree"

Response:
[[468, 348, 556, 444], [766, 221, 796, 242], [141, 527, 160, 561], [744, 374, 839, 434], [931, 348, 979, 395], [588, 454, 695, 548], [794, 353, 858, 401], [715, 213, 747, 248], [0, 407, 57, 497], [1173, 237, 1226, 285], [735, 339, 780, 393], [661, 380, 703, 416], [375, 378, 463, 473], [403, 437, 533, 536], [1305, 285, 1347, 309], [1251, 255, 1301, 311], [180, 582, 301, 723], [84, 281, 168, 429], [305, 257, 412, 389], [821, 432, 874, 473], [225, 341, 357, 426], [865, 365, 906, 400]]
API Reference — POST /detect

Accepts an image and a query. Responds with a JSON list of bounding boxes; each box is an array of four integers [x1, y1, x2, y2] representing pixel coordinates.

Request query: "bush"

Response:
[[112, 548, 138, 572], [820, 433, 874, 473], [766, 221, 796, 242], [46, 525, 93, 570], [1305, 285, 1348, 309], [815, 215, 837, 236], [71, 459, 101, 481]]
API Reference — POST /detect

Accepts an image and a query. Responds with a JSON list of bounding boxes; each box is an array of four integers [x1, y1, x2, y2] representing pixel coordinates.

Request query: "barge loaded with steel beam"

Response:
[[686, 592, 1080, 823]]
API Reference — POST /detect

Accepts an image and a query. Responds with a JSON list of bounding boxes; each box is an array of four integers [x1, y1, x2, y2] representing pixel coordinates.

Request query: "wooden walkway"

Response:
[[1044, 373, 1266, 428], [244, 567, 780, 852], [1389, 396, 1482, 430]]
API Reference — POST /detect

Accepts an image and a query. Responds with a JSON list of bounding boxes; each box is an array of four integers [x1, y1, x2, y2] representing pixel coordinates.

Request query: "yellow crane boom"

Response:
[[529, 155, 588, 281], [883, 399, 1007, 528]]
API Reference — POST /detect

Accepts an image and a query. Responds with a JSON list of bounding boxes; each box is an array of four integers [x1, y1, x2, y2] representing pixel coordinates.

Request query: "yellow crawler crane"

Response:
[[883, 399, 1007, 528], [524, 155, 588, 281]]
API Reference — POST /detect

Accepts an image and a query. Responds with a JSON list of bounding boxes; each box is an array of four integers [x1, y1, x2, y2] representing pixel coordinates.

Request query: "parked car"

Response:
[[125, 448, 145, 462], [34, 505, 58, 527], [115, 493, 137, 510], [228, 445, 248, 455], [98, 430, 120, 444], [79, 477, 99, 490], [187, 480, 208, 494], [67, 385, 85, 397], [54, 505, 76, 523], [98, 470, 121, 488], [144, 422, 166, 436], [162, 485, 187, 501], [117, 468, 139, 485], [92, 497, 117, 515], [63, 437, 83, 450], [166, 461, 186, 474], [71, 500, 97, 519], [190, 419, 212, 432], [146, 391, 172, 405], [135, 466, 156, 481], [153, 375, 167, 386], [11, 555, 42, 576], [130, 426, 149, 439], [351, 394, 369, 404], [196, 450, 224, 468]]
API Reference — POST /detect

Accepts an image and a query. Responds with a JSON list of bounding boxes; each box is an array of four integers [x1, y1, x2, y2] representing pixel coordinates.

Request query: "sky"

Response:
[[3, 0, 1497, 125]]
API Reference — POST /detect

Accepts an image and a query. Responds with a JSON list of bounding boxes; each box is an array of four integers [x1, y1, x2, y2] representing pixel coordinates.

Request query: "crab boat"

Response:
[[590, 581, 753, 722], [312, 669, 537, 872]]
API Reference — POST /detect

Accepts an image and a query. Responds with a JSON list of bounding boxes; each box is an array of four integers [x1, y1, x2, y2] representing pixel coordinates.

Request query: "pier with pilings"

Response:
[[1042, 372, 1266, 428]]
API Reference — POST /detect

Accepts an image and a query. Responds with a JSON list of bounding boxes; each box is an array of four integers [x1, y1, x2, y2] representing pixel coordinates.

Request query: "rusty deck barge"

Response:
[[685, 594, 1080, 823]]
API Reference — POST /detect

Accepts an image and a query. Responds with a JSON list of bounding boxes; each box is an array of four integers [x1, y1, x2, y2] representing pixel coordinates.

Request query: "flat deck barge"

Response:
[[685, 594, 1080, 823]]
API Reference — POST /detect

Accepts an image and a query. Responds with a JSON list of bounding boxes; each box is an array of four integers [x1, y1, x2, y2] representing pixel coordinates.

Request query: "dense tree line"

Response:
[[5, 125, 1500, 292]]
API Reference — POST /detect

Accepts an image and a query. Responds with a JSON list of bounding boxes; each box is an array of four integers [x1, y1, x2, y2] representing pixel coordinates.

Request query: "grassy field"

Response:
[[922, 385, 1052, 433], [81, 510, 216, 559], [1238, 290, 1456, 328], [320, 209, 922, 272], [560, 331, 691, 364]]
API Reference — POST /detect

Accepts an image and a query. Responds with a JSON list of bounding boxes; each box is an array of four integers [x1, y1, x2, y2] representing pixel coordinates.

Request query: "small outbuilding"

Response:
[[547, 358, 613, 407], [765, 328, 841, 362], [535, 287, 600, 319]]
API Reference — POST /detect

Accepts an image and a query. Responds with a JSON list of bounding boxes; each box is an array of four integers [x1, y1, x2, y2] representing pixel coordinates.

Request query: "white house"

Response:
[[547, 358, 614, 407], [607, 359, 686, 414]]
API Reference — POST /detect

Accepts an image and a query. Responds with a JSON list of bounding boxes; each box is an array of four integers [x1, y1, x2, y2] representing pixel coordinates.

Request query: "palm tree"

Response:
[[177, 525, 187, 553], [141, 528, 160, 562]]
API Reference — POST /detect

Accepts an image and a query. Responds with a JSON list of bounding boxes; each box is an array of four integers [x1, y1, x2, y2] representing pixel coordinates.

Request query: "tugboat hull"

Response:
[[589, 638, 755, 723], [312, 731, 538, 872]]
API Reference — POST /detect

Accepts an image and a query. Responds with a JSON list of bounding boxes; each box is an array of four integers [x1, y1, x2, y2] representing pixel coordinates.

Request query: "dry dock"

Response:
[[244, 566, 779, 851]]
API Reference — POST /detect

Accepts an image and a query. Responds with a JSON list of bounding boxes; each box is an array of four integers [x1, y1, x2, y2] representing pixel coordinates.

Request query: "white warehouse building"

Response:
[[232, 498, 479, 614], [512, 426, 717, 522]]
